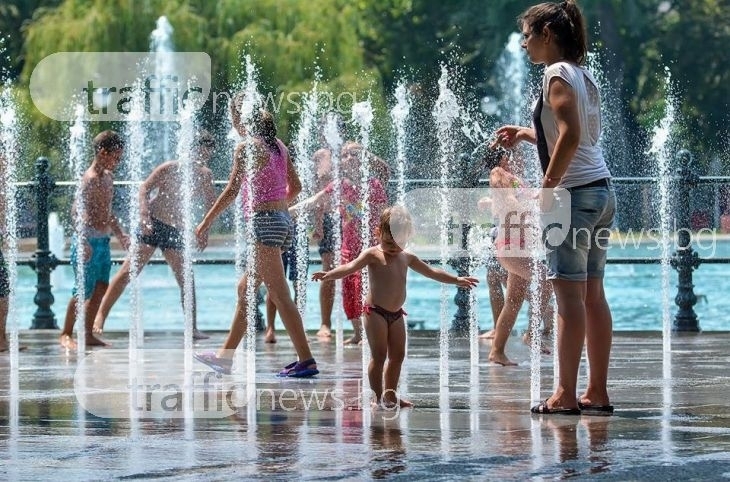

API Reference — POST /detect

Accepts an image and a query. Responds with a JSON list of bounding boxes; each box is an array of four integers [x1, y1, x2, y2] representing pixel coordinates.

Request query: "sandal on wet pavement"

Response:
[[578, 402, 614, 416], [531, 399, 581, 415], [277, 358, 319, 378], [193, 352, 233, 375]]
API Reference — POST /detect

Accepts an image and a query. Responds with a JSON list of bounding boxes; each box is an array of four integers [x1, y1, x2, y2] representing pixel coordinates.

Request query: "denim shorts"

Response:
[[70, 236, 112, 299], [545, 185, 616, 281], [251, 211, 294, 251]]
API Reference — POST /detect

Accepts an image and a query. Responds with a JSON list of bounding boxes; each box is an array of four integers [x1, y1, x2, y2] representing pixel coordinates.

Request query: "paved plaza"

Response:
[[1, 329, 730, 480]]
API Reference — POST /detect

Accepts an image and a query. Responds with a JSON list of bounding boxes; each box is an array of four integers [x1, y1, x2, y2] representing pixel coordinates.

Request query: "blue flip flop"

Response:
[[277, 358, 319, 378], [193, 352, 233, 375]]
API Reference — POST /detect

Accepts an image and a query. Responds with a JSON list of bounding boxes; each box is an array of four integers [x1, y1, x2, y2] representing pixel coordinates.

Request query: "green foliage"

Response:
[[2, 0, 728, 180]]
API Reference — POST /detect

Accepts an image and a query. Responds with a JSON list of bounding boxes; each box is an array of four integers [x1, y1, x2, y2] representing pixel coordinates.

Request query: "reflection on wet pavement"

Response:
[[2, 330, 730, 479]]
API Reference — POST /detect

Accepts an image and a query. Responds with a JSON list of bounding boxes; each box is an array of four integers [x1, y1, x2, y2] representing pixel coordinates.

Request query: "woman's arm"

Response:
[[491, 125, 536, 149], [542, 77, 580, 188]]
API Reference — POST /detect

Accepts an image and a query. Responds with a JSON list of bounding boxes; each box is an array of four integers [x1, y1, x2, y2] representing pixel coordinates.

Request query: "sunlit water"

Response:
[[11, 238, 730, 334]]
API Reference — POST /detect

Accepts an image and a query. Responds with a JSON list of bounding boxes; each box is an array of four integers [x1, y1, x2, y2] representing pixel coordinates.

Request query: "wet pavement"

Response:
[[2, 329, 730, 480]]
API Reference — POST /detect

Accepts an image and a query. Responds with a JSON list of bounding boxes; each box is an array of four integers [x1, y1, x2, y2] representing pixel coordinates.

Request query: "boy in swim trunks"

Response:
[[312, 206, 478, 408], [61, 130, 129, 349], [92, 130, 218, 340]]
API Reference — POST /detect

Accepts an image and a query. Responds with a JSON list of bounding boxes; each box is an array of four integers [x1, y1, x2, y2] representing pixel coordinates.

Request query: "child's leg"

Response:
[[162, 248, 209, 340], [0, 296, 8, 352], [258, 245, 314, 365], [85, 282, 110, 346], [363, 311, 389, 406], [264, 290, 277, 343], [481, 264, 506, 339], [342, 263, 363, 344], [94, 244, 156, 333], [489, 268, 528, 366], [317, 251, 335, 337], [217, 269, 258, 358], [383, 317, 410, 407]]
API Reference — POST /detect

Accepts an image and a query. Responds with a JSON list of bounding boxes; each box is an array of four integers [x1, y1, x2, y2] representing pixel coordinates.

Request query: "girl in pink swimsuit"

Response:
[[194, 105, 317, 378]]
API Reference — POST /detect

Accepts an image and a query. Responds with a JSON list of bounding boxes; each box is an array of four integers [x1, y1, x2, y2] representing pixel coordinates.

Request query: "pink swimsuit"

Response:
[[241, 139, 288, 212]]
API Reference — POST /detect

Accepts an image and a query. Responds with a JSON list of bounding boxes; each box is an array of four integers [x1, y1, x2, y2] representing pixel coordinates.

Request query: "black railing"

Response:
[[13, 150, 730, 332]]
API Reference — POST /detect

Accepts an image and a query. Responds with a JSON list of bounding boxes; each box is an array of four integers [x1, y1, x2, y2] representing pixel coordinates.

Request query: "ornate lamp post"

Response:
[[670, 149, 701, 332], [30, 157, 59, 329]]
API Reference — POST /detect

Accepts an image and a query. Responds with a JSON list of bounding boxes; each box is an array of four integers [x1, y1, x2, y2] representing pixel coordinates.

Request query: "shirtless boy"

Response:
[[92, 130, 218, 339], [61, 130, 129, 349]]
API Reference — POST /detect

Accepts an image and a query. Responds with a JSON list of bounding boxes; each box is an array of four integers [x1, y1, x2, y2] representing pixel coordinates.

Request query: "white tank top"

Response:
[[538, 61, 611, 188]]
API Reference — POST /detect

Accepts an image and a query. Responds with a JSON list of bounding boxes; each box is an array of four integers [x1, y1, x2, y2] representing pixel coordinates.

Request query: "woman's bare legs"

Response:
[[545, 279, 586, 410], [580, 277, 612, 407]]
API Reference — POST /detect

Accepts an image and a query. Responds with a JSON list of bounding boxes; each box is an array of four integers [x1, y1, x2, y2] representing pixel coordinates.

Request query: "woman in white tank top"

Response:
[[491, 0, 617, 417]]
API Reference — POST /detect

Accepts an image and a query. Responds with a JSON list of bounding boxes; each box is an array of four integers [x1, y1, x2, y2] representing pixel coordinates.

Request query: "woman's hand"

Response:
[[491, 125, 536, 149]]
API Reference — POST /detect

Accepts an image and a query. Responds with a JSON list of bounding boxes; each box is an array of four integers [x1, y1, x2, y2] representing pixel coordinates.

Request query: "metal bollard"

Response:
[[30, 157, 59, 329], [449, 222, 473, 335], [670, 149, 701, 332]]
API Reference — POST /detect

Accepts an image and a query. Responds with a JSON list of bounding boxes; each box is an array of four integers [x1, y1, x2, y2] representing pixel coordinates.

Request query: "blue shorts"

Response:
[[545, 184, 616, 281], [70, 236, 112, 299], [318, 213, 336, 255], [251, 211, 294, 251], [0, 248, 9, 298]]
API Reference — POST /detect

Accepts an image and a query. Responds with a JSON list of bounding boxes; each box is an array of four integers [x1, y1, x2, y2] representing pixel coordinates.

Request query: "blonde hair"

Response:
[[380, 205, 414, 247]]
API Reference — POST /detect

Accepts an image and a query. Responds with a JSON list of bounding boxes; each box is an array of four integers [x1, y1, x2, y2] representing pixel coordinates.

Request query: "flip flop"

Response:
[[531, 399, 581, 415], [578, 402, 614, 416], [193, 352, 232, 375], [277, 358, 319, 378]]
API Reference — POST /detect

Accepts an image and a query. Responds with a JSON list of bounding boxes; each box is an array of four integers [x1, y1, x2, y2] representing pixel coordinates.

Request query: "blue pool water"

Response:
[[10, 237, 730, 332]]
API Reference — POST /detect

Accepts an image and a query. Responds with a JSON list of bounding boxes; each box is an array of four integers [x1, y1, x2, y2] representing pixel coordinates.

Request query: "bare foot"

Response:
[[344, 336, 362, 345], [1, 343, 28, 353], [522, 332, 552, 355], [193, 329, 210, 340], [373, 398, 414, 410], [263, 327, 276, 344], [92, 319, 104, 335], [60, 334, 77, 350], [85, 335, 111, 347], [316, 325, 332, 338], [488, 351, 517, 366], [479, 329, 496, 339]]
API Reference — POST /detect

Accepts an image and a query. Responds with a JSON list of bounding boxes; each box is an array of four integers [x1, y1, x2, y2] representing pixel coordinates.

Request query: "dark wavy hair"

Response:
[[251, 108, 278, 152], [93, 130, 124, 154], [519, 0, 588, 65]]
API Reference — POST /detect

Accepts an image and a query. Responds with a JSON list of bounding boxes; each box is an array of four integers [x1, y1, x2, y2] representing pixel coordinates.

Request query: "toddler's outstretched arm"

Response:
[[312, 248, 374, 282], [408, 255, 479, 288]]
